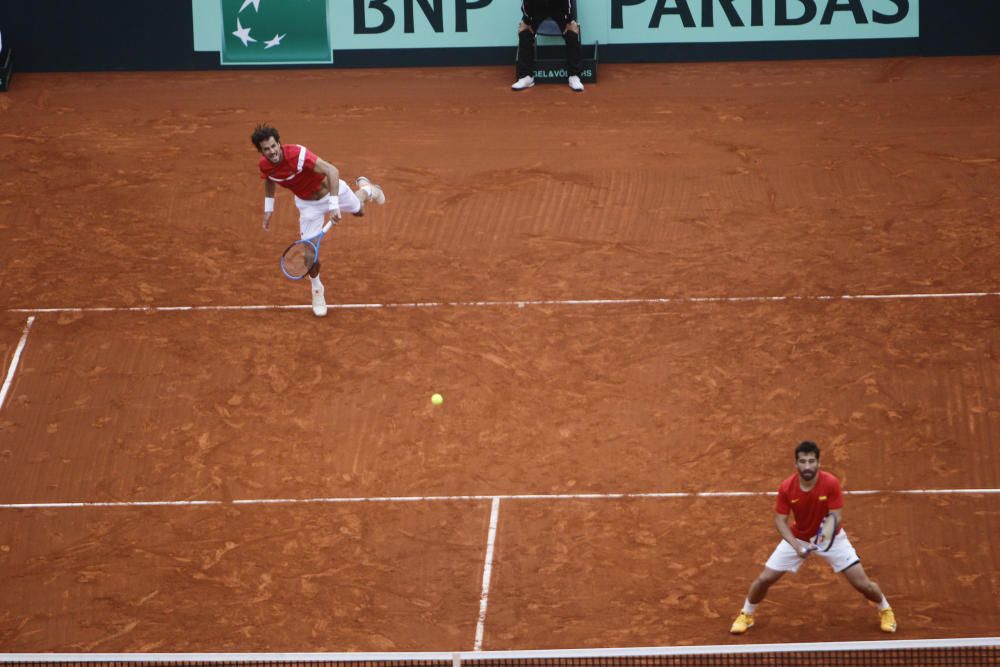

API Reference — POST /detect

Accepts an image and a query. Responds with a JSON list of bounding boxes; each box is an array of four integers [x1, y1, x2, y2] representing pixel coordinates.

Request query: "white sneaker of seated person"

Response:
[[568, 75, 584, 92], [512, 75, 535, 91]]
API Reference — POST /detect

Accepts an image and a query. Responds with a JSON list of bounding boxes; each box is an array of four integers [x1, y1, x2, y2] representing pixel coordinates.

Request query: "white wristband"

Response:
[[264, 197, 275, 213], [328, 198, 340, 215]]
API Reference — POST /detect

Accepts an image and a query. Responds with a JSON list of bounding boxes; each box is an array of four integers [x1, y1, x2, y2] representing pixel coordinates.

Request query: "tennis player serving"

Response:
[[251, 124, 386, 317], [729, 441, 897, 635]]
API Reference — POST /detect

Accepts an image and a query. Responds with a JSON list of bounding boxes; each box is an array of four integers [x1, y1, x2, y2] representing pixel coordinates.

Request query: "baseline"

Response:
[[6, 290, 1000, 315]]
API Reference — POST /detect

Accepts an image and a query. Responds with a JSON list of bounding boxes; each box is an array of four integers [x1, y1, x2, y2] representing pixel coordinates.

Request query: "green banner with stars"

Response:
[[221, 0, 331, 65]]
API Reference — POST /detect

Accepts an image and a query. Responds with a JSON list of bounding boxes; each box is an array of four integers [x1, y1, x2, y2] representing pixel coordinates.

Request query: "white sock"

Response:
[[877, 596, 890, 611], [743, 599, 758, 614], [310, 276, 323, 292]]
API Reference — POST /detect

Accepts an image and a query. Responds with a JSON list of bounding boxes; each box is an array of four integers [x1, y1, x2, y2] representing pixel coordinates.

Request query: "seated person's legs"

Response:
[[563, 21, 583, 76], [515, 20, 536, 81]]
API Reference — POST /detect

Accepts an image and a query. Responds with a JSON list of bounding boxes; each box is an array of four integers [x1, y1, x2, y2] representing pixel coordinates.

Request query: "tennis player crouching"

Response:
[[252, 123, 386, 317], [730, 441, 896, 635]]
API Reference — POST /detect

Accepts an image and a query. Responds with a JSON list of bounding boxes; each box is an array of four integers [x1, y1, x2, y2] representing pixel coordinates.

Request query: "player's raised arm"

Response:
[[262, 179, 276, 231]]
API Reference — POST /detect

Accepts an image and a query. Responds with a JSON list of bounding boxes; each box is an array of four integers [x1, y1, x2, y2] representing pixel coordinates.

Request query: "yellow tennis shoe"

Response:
[[730, 611, 754, 634], [880, 608, 897, 633]]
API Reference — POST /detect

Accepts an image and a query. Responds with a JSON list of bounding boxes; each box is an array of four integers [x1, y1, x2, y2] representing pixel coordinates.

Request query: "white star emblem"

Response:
[[232, 17, 257, 47], [264, 33, 287, 49], [239, 0, 261, 13]]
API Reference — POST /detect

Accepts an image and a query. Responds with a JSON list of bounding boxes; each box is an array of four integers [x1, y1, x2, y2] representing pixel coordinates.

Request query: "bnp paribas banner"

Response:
[[192, 1, 920, 64]]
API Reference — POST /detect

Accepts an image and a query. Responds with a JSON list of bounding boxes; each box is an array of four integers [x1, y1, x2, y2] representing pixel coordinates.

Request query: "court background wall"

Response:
[[1, 0, 999, 73]]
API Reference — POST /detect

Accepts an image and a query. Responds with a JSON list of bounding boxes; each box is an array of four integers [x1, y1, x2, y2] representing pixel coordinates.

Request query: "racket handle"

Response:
[[322, 220, 333, 234]]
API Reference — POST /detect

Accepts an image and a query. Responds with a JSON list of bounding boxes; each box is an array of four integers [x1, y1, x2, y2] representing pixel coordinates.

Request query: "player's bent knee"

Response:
[[759, 567, 784, 585], [566, 21, 580, 34], [841, 561, 866, 582]]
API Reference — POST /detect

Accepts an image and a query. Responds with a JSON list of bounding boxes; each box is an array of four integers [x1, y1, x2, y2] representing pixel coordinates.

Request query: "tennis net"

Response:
[[2, 638, 998, 667]]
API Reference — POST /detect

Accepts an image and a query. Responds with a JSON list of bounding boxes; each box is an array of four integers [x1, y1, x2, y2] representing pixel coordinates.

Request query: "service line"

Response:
[[1, 488, 998, 510], [0, 316, 35, 412]]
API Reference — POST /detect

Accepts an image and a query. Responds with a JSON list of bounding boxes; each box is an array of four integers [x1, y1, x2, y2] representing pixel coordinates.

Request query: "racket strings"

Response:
[[282, 242, 316, 278], [811, 515, 838, 551]]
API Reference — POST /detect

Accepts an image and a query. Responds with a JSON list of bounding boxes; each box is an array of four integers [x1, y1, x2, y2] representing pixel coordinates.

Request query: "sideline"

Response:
[[0, 315, 35, 411]]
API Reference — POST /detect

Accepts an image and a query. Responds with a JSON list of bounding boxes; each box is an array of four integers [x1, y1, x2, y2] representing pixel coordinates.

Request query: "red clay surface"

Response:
[[1, 58, 999, 651]]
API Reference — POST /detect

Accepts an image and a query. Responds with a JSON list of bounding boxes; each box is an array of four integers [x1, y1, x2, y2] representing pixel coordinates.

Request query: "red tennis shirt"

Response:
[[259, 144, 326, 199], [775, 470, 844, 540]]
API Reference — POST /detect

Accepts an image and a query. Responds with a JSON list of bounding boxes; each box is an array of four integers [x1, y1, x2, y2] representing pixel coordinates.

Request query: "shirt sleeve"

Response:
[[775, 482, 791, 515], [827, 476, 845, 510]]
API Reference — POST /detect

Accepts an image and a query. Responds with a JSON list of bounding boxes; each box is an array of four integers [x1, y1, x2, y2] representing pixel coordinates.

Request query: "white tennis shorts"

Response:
[[294, 180, 362, 239], [764, 529, 861, 574]]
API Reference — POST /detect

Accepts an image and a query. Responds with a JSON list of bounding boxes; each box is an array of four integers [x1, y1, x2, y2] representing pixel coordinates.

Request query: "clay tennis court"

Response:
[[1, 57, 999, 652]]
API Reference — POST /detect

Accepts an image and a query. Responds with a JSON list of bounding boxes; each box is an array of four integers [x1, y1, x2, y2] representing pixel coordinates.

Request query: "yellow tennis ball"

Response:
[[431, 393, 444, 406]]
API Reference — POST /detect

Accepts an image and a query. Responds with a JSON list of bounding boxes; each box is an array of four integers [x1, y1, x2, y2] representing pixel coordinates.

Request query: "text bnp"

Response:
[[354, 0, 494, 34]]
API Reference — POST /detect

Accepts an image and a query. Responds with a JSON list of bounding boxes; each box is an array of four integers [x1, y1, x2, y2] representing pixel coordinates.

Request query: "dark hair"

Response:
[[251, 123, 280, 150], [795, 440, 820, 460]]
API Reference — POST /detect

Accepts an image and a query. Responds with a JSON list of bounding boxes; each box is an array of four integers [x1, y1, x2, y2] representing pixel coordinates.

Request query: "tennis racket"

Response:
[[280, 220, 333, 280], [807, 513, 840, 553]]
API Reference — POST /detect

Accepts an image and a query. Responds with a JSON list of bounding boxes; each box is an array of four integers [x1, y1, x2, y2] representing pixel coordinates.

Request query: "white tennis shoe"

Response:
[[311, 288, 328, 317], [512, 75, 535, 91], [568, 75, 584, 92], [356, 176, 386, 205]]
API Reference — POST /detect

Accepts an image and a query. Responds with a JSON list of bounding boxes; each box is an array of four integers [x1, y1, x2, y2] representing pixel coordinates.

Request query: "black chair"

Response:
[[0, 29, 11, 92]]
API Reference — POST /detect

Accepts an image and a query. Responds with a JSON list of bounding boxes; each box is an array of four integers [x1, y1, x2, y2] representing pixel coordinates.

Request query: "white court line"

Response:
[[0, 316, 35, 411], [6, 290, 1000, 314], [473, 497, 501, 652], [1, 488, 998, 510]]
